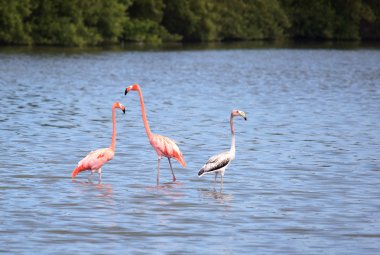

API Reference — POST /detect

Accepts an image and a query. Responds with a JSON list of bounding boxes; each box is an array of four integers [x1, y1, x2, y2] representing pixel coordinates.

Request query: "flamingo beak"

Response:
[[124, 86, 132, 95], [239, 111, 247, 120], [122, 108, 125, 114]]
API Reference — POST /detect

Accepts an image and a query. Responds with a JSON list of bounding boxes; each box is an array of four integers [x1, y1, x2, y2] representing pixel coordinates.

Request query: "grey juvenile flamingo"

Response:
[[198, 110, 247, 191]]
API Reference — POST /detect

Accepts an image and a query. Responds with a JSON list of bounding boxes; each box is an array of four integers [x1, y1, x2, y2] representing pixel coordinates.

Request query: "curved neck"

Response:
[[110, 105, 117, 151], [230, 114, 235, 154], [136, 87, 152, 139]]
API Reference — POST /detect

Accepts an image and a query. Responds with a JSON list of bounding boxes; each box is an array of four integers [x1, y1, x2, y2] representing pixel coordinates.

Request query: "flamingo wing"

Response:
[[198, 151, 231, 176], [150, 134, 186, 167], [72, 148, 114, 178]]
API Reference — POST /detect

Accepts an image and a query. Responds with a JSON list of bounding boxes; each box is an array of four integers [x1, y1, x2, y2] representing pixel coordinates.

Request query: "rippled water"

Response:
[[1, 45, 380, 254]]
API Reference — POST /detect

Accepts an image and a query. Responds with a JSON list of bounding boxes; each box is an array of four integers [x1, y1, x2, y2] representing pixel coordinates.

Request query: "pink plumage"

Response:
[[150, 134, 187, 168], [71, 102, 125, 181], [125, 84, 186, 185], [72, 148, 115, 178]]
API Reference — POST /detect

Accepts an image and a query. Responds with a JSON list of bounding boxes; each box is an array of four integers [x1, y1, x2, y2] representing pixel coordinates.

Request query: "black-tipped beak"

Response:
[[124, 88, 128, 95], [122, 108, 125, 114], [244, 117, 247, 121]]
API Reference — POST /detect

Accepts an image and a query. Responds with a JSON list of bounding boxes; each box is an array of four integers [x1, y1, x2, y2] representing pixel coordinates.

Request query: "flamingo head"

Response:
[[232, 110, 247, 120], [124, 84, 140, 95], [114, 102, 126, 114]]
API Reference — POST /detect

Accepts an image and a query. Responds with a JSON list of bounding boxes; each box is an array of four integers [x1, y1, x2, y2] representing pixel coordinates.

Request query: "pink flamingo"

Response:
[[124, 84, 186, 185], [198, 110, 247, 191], [71, 102, 126, 182]]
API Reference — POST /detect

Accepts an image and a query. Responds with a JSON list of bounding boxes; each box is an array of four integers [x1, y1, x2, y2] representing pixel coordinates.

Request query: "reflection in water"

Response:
[[94, 183, 113, 198], [145, 181, 184, 190], [71, 179, 113, 199], [145, 181, 185, 200], [199, 188, 233, 203]]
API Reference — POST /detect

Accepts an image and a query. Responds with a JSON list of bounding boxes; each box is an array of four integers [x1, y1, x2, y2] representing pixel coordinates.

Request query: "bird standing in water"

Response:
[[125, 84, 186, 185], [71, 102, 125, 182], [198, 110, 247, 192]]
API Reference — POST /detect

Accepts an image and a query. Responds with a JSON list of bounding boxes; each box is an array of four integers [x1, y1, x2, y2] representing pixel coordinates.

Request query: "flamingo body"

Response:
[[72, 148, 114, 178], [150, 134, 186, 167], [198, 151, 233, 177], [71, 102, 125, 181]]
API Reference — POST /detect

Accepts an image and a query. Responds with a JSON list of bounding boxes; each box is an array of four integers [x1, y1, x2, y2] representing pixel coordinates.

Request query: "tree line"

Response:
[[0, 0, 379, 46]]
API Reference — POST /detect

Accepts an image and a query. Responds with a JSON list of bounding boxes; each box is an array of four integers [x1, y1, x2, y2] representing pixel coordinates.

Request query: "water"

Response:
[[1, 45, 380, 254]]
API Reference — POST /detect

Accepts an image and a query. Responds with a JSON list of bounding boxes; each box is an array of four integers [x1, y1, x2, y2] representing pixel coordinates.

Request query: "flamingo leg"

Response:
[[168, 158, 176, 182], [214, 172, 218, 190], [88, 170, 94, 182], [220, 174, 224, 192], [157, 157, 161, 186], [98, 168, 102, 183]]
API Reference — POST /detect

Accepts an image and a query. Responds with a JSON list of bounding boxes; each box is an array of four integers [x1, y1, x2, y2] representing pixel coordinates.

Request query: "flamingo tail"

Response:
[[175, 154, 187, 168], [71, 165, 87, 178]]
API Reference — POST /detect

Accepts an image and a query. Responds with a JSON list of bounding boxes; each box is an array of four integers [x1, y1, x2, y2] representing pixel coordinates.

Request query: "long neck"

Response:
[[136, 87, 152, 139], [230, 114, 235, 155], [110, 106, 117, 151]]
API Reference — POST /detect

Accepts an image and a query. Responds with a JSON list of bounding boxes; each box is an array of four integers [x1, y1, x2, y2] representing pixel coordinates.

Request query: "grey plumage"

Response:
[[198, 151, 231, 176], [198, 109, 247, 191]]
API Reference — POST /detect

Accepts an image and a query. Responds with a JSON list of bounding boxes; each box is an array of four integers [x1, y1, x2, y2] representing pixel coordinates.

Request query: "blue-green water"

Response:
[[0, 45, 379, 254]]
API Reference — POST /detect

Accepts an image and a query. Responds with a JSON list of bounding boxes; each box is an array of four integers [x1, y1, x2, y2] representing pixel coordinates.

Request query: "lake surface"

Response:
[[1, 44, 380, 254]]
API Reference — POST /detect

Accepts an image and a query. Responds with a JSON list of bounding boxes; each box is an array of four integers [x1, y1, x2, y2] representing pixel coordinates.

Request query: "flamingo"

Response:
[[71, 102, 126, 182], [198, 110, 247, 191], [124, 84, 186, 185]]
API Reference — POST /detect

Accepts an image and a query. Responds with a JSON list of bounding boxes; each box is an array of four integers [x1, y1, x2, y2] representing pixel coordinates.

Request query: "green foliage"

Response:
[[128, 0, 164, 22], [280, 0, 337, 39], [0, 0, 379, 46], [332, 0, 375, 40], [0, 0, 32, 44], [162, 0, 220, 42], [215, 0, 246, 40], [123, 0, 181, 43], [30, 0, 83, 45], [244, 0, 290, 39], [215, 0, 290, 41], [280, 0, 377, 40], [361, 0, 380, 39], [29, 0, 127, 46], [123, 19, 181, 43]]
